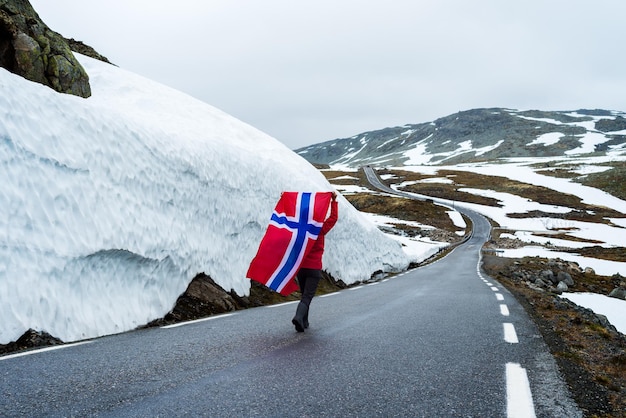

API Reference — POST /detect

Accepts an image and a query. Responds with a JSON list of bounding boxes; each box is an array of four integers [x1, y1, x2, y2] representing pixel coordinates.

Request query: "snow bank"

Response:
[[0, 55, 409, 344]]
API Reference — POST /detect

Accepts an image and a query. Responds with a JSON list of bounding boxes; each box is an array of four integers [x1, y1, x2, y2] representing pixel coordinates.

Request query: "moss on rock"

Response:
[[0, 0, 91, 97]]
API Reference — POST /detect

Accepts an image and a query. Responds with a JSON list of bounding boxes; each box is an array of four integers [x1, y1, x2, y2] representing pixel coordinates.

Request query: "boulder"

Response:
[[608, 287, 626, 300], [557, 271, 574, 286], [0, 0, 91, 97], [594, 314, 618, 334], [540, 269, 557, 284], [0, 329, 63, 355], [162, 273, 238, 323]]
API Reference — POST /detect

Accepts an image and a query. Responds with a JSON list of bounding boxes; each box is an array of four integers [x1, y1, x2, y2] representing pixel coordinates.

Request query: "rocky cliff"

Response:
[[0, 0, 92, 97]]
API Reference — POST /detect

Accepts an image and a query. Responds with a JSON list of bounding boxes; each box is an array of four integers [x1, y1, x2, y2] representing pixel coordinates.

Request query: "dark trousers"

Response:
[[297, 268, 322, 307]]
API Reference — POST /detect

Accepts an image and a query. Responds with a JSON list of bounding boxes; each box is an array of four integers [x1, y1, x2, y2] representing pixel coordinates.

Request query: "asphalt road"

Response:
[[0, 170, 582, 417]]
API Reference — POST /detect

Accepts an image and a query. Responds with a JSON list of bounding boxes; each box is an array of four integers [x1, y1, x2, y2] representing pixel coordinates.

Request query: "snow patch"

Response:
[[561, 293, 626, 334], [527, 132, 563, 146]]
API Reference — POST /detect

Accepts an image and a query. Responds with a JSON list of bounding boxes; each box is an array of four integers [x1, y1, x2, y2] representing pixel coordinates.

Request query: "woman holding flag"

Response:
[[292, 192, 338, 332]]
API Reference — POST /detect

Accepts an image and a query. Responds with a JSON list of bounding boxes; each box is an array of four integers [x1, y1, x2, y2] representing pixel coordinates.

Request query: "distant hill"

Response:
[[296, 108, 626, 167]]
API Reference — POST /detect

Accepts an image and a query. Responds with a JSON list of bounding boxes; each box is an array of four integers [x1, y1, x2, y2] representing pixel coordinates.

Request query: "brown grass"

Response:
[[532, 232, 604, 244], [320, 170, 361, 185], [535, 168, 581, 179], [379, 168, 625, 221], [565, 246, 626, 263], [345, 193, 458, 231]]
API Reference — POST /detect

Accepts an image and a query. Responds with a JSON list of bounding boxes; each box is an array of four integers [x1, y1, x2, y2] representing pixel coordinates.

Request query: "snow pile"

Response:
[[0, 55, 410, 344]]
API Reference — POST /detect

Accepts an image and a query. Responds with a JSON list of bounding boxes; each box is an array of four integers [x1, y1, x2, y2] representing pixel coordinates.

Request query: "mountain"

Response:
[[295, 108, 626, 167], [0, 53, 413, 345]]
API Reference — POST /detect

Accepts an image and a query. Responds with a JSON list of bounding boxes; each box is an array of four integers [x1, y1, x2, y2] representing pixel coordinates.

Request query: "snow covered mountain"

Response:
[[0, 55, 411, 345], [296, 108, 626, 168]]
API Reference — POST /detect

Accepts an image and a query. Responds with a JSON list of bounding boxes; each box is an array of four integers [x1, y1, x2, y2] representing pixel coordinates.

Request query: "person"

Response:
[[292, 192, 338, 332]]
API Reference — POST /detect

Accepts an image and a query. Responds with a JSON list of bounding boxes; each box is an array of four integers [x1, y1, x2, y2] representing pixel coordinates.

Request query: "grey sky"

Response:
[[30, 0, 626, 149]]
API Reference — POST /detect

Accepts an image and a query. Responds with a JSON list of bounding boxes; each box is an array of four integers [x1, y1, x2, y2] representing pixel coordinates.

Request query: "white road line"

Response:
[[0, 341, 93, 361], [490, 286, 499, 291], [367, 282, 379, 286], [485, 282, 493, 286], [500, 304, 510, 316], [503, 323, 519, 344], [264, 301, 299, 308], [506, 363, 536, 418], [161, 313, 235, 329], [319, 292, 339, 298], [348, 286, 364, 291], [496, 293, 504, 301]]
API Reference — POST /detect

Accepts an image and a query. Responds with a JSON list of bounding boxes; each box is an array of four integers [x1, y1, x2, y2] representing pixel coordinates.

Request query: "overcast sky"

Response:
[[30, 0, 626, 149]]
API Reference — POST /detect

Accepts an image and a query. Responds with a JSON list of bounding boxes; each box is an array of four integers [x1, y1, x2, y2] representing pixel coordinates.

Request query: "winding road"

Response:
[[0, 168, 581, 417]]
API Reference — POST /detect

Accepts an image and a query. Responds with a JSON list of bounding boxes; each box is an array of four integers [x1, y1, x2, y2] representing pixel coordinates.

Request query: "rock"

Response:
[[540, 269, 556, 284], [608, 287, 626, 300], [553, 297, 575, 310], [527, 282, 545, 292], [557, 271, 574, 286], [153, 273, 238, 325], [547, 260, 562, 270], [584, 267, 595, 275], [0, 329, 63, 355], [567, 264, 581, 274], [13, 32, 46, 82], [65, 37, 113, 64], [16, 328, 63, 347], [0, 0, 91, 97], [594, 314, 618, 334], [556, 281, 569, 293]]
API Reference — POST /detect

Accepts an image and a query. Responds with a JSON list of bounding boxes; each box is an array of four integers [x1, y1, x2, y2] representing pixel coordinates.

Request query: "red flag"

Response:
[[247, 192, 333, 295]]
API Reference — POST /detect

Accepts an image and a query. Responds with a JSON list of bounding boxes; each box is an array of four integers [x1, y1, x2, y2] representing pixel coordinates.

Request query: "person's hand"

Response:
[[331, 191, 337, 200]]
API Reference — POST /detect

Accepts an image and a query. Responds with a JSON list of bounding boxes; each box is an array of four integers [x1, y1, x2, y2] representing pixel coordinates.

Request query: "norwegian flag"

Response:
[[246, 191, 333, 295]]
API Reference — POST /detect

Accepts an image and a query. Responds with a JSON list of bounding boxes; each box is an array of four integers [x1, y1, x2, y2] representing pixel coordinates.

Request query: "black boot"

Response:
[[303, 310, 309, 329], [292, 302, 308, 332]]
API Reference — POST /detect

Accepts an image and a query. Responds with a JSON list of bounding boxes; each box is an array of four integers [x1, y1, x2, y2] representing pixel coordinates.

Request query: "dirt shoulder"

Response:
[[482, 254, 626, 417]]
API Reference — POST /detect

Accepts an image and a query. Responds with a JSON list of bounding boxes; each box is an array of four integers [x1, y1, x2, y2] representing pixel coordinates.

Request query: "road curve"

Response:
[[0, 169, 581, 417]]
